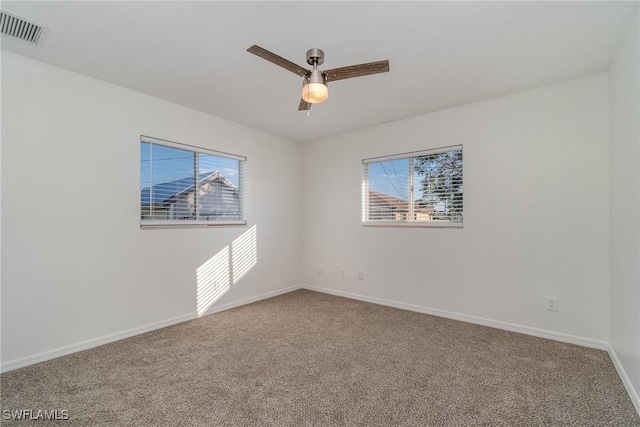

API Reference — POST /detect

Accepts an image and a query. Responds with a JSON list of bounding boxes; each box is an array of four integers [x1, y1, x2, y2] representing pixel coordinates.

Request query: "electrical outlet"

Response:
[[340, 269, 346, 279], [358, 272, 364, 280], [546, 297, 558, 311]]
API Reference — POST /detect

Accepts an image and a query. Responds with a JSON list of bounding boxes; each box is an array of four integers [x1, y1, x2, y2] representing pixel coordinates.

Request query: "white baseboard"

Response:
[[608, 344, 640, 415], [300, 284, 609, 350], [0, 312, 196, 373], [0, 284, 303, 373]]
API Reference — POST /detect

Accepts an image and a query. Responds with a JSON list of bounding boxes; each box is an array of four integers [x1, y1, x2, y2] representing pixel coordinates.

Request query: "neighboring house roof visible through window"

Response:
[[141, 171, 236, 206], [368, 190, 410, 212], [368, 191, 435, 216]]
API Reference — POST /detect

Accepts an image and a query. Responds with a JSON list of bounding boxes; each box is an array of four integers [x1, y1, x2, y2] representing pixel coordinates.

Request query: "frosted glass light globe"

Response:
[[302, 82, 329, 103]]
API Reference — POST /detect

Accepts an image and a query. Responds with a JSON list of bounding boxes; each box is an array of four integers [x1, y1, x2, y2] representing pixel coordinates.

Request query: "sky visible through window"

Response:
[[140, 142, 240, 191], [367, 149, 463, 217], [368, 159, 416, 201]]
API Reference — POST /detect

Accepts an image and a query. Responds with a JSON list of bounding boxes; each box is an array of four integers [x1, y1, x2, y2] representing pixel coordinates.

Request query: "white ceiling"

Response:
[[1, 1, 637, 143]]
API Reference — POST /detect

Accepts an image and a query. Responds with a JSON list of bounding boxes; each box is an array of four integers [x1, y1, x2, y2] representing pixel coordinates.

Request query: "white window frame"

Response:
[[140, 136, 247, 228], [362, 145, 463, 228]]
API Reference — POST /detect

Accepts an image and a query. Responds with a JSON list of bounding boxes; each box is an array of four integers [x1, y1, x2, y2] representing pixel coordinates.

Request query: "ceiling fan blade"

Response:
[[247, 45, 309, 77], [324, 60, 390, 82], [298, 98, 312, 111]]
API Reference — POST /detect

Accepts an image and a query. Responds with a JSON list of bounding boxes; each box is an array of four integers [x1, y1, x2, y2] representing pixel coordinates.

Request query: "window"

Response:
[[140, 136, 246, 227], [362, 145, 463, 227]]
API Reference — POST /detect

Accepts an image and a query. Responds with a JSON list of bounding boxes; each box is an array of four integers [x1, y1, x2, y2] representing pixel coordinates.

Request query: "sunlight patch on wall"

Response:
[[196, 246, 231, 316], [232, 225, 257, 285], [196, 225, 258, 316]]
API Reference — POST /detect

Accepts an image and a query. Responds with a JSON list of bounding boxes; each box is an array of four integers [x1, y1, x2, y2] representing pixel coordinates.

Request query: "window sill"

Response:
[[141, 220, 247, 229], [362, 221, 463, 229]]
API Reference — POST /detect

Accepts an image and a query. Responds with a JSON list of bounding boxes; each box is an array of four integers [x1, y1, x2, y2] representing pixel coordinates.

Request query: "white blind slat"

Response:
[[141, 135, 246, 162], [363, 144, 462, 164]]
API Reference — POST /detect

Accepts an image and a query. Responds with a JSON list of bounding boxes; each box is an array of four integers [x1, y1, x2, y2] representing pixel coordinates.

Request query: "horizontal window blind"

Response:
[[362, 145, 461, 164], [140, 136, 246, 227], [363, 145, 463, 226]]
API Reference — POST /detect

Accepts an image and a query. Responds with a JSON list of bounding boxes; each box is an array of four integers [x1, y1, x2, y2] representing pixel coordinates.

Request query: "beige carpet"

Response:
[[1, 290, 638, 426]]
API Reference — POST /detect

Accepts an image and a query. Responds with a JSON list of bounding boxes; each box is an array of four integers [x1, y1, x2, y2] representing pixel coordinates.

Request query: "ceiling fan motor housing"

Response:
[[305, 69, 326, 85], [306, 48, 324, 66]]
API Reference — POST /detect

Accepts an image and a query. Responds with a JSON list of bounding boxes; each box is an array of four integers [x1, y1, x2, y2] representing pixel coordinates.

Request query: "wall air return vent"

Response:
[[0, 9, 44, 45]]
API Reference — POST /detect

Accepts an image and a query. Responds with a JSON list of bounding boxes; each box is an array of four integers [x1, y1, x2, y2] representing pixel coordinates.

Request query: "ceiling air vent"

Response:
[[0, 9, 44, 45]]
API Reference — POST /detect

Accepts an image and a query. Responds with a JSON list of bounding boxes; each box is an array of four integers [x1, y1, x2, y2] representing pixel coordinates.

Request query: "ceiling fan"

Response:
[[247, 45, 390, 111]]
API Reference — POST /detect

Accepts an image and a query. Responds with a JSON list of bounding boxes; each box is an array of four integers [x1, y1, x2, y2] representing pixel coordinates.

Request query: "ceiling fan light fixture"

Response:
[[247, 45, 389, 111], [302, 70, 328, 104], [302, 82, 328, 104]]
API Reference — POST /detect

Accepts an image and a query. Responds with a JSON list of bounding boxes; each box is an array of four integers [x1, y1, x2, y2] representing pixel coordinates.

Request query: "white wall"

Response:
[[301, 73, 610, 344], [609, 7, 640, 406], [1, 38, 635, 404], [1, 52, 302, 366]]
